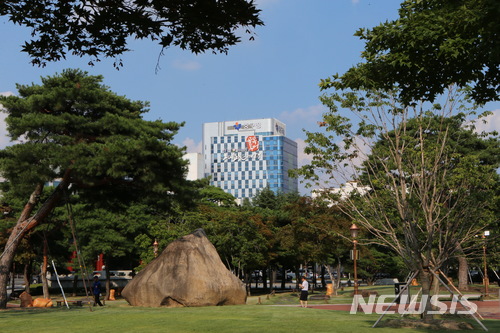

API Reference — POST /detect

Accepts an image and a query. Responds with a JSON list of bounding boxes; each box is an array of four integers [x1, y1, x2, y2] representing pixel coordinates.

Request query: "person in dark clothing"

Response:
[[92, 276, 103, 306]]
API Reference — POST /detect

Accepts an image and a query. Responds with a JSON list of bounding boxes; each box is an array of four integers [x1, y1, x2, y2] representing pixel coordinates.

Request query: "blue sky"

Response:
[[1, 0, 499, 171]]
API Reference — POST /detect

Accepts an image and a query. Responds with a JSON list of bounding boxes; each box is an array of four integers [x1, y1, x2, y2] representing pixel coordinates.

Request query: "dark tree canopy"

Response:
[[0, 0, 263, 67], [0, 68, 197, 308], [336, 0, 500, 105], [0, 68, 190, 205]]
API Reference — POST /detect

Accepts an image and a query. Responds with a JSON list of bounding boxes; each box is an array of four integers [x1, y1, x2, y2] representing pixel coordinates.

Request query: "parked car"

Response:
[[374, 278, 399, 285]]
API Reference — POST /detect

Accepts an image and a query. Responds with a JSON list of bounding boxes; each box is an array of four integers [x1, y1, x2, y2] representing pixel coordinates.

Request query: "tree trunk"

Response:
[[419, 268, 434, 321], [268, 267, 275, 291], [41, 236, 50, 298], [335, 257, 342, 290], [10, 263, 15, 296], [294, 266, 300, 290], [457, 255, 469, 291], [321, 265, 326, 288], [244, 271, 251, 296], [312, 264, 317, 289], [105, 257, 111, 300], [431, 271, 440, 294], [23, 262, 31, 293], [324, 264, 337, 295], [72, 273, 78, 297], [280, 267, 286, 289], [0, 169, 71, 309], [0, 184, 44, 308]]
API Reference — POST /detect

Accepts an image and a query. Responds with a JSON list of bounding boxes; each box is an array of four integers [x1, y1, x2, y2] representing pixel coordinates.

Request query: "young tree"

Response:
[[0, 190, 75, 299], [339, 0, 500, 105], [0, 0, 263, 68], [294, 85, 499, 320], [355, 246, 405, 286], [251, 187, 279, 210], [66, 200, 155, 299], [199, 184, 237, 207], [0, 69, 192, 308], [275, 195, 351, 289]]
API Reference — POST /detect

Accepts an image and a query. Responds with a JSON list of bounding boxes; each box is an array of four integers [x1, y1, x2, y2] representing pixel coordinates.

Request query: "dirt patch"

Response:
[[381, 319, 474, 330]]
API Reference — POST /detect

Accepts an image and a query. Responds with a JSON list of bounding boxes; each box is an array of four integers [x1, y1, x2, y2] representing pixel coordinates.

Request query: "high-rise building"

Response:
[[203, 118, 298, 202]]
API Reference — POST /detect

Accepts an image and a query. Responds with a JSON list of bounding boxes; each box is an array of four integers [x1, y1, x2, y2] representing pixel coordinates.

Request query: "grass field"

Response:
[[1, 291, 499, 333], [2, 302, 499, 333]]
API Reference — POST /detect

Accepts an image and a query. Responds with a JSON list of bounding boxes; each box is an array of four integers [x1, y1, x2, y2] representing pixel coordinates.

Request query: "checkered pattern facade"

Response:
[[203, 119, 298, 201]]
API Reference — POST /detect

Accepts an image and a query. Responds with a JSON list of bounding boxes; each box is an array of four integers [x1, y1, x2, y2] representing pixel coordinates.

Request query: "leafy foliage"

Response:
[[335, 0, 500, 104], [199, 184, 237, 207], [132, 187, 354, 286], [0, 68, 190, 206], [0, 69, 194, 307], [0, 0, 263, 67], [355, 246, 405, 285], [294, 85, 499, 313]]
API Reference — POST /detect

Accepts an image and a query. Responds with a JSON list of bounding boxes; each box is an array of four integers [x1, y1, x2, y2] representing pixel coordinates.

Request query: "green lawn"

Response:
[[1, 297, 499, 333]]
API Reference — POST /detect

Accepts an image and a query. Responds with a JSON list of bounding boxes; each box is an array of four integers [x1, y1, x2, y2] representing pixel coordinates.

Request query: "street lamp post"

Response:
[[350, 223, 360, 295], [482, 231, 490, 297]]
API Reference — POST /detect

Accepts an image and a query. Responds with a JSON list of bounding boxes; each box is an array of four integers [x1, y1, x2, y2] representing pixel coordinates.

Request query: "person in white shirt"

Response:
[[299, 276, 309, 308]]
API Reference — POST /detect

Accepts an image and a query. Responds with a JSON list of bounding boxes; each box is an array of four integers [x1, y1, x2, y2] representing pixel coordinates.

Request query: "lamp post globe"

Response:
[[350, 224, 360, 239]]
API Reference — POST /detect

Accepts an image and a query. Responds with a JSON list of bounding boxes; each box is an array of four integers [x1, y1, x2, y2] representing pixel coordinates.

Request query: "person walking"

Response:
[[299, 276, 309, 308], [92, 276, 104, 306]]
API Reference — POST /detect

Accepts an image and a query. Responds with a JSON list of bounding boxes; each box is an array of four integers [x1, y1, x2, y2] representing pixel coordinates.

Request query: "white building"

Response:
[[312, 181, 371, 203], [183, 153, 204, 181]]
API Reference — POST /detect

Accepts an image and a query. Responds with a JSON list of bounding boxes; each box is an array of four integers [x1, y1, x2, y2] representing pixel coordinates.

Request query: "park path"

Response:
[[306, 300, 500, 320], [5, 299, 500, 320]]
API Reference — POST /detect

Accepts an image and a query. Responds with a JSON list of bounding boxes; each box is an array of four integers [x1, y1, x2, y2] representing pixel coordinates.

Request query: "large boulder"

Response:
[[122, 229, 246, 307]]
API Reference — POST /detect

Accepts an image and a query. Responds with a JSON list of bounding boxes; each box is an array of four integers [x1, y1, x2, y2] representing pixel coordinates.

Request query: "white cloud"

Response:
[[294, 138, 312, 168], [182, 137, 202, 153], [475, 109, 500, 134], [172, 59, 202, 71], [278, 104, 325, 126]]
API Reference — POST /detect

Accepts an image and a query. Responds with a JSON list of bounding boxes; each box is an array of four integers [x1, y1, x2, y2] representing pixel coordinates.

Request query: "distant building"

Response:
[[202, 118, 298, 202], [184, 153, 204, 181], [312, 181, 370, 204]]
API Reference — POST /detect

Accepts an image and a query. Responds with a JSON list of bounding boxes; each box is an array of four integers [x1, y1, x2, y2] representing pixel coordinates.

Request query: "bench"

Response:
[[55, 299, 103, 307], [55, 300, 84, 307]]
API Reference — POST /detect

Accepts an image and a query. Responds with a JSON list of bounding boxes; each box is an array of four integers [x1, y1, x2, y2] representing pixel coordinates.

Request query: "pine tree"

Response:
[[0, 69, 192, 308]]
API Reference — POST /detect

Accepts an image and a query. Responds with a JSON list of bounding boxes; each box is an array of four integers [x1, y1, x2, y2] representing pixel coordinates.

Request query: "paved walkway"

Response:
[[5, 303, 20, 309], [305, 300, 500, 320], [5, 299, 500, 320]]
